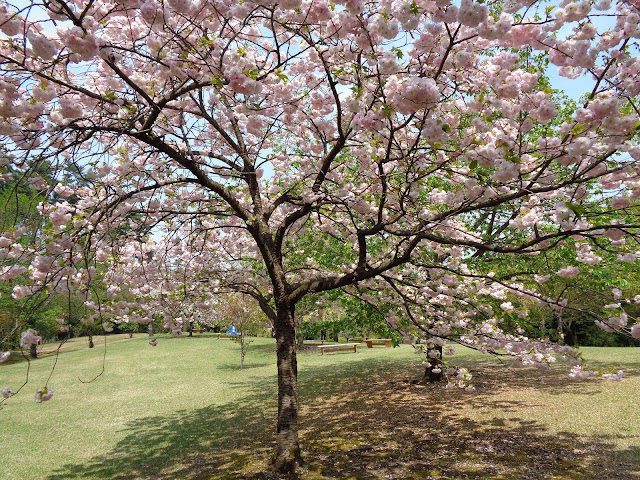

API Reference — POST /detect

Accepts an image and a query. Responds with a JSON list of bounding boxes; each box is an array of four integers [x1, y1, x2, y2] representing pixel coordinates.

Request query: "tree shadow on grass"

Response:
[[46, 386, 278, 480], [298, 365, 640, 480], [46, 357, 640, 480]]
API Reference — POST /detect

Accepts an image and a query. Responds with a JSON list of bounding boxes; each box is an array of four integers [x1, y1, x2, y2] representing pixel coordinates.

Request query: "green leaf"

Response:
[[276, 68, 288, 83], [211, 76, 223, 89], [381, 103, 395, 118], [351, 85, 364, 97], [392, 47, 404, 59], [570, 123, 586, 135], [566, 203, 586, 219]]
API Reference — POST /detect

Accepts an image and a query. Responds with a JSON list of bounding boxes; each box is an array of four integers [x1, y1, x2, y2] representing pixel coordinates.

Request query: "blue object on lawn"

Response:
[[226, 325, 238, 337]]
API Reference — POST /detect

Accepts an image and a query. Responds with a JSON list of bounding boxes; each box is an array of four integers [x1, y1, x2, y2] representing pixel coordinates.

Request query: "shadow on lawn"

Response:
[[47, 356, 640, 480]]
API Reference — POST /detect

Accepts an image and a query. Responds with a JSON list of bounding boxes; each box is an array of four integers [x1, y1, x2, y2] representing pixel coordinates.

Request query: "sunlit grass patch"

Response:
[[1, 337, 639, 479]]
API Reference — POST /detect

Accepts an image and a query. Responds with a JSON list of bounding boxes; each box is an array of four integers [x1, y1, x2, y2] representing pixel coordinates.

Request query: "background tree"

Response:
[[117, 321, 139, 339], [216, 293, 266, 368]]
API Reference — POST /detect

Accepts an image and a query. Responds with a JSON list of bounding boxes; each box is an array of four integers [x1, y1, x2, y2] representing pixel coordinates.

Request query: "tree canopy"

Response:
[[1, 0, 639, 473]]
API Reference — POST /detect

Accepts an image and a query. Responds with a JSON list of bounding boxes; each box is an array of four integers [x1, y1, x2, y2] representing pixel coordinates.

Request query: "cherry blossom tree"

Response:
[[1, 0, 640, 473]]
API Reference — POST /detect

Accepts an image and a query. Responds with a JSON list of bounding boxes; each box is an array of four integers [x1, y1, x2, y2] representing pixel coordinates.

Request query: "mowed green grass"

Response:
[[0, 336, 639, 480]]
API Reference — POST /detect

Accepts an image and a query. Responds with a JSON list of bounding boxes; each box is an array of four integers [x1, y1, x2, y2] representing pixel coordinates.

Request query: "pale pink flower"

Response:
[[500, 302, 514, 312], [532, 99, 558, 125], [27, 31, 57, 59], [49, 209, 72, 228], [19, 328, 41, 348], [602, 370, 624, 381], [12, 285, 30, 299], [534, 274, 551, 283], [457, 0, 488, 27], [54, 183, 74, 197], [569, 365, 599, 379], [0, 265, 26, 280], [556, 266, 579, 279], [34, 387, 54, 403], [611, 197, 631, 209]]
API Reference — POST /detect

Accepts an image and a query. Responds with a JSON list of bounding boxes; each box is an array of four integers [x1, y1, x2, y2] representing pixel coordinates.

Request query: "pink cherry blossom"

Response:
[[34, 387, 54, 403], [20, 328, 41, 348], [556, 266, 580, 279], [27, 31, 57, 59], [54, 183, 74, 197], [0, 265, 26, 280]]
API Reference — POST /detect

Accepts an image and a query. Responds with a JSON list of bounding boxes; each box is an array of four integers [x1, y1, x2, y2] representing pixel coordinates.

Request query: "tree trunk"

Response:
[[29, 342, 38, 359], [295, 327, 304, 349], [565, 321, 578, 346], [240, 329, 246, 369], [416, 344, 443, 384], [419, 363, 444, 383], [88, 332, 94, 349], [148, 320, 154, 337], [556, 312, 578, 346], [273, 303, 302, 475]]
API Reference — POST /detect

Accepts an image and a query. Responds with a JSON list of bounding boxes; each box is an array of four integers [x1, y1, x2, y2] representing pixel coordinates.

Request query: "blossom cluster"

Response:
[[34, 387, 54, 403]]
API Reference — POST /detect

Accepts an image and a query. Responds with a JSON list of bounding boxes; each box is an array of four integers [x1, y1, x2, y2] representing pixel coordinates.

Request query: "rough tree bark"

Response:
[[273, 302, 303, 474], [295, 327, 305, 349]]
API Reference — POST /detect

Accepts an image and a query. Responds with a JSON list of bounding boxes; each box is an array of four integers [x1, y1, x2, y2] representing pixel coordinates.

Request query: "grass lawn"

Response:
[[1, 335, 639, 479]]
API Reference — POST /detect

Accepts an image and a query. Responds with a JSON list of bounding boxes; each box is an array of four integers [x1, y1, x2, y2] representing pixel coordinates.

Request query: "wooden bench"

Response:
[[192, 328, 204, 334], [365, 339, 392, 348], [317, 343, 360, 355]]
